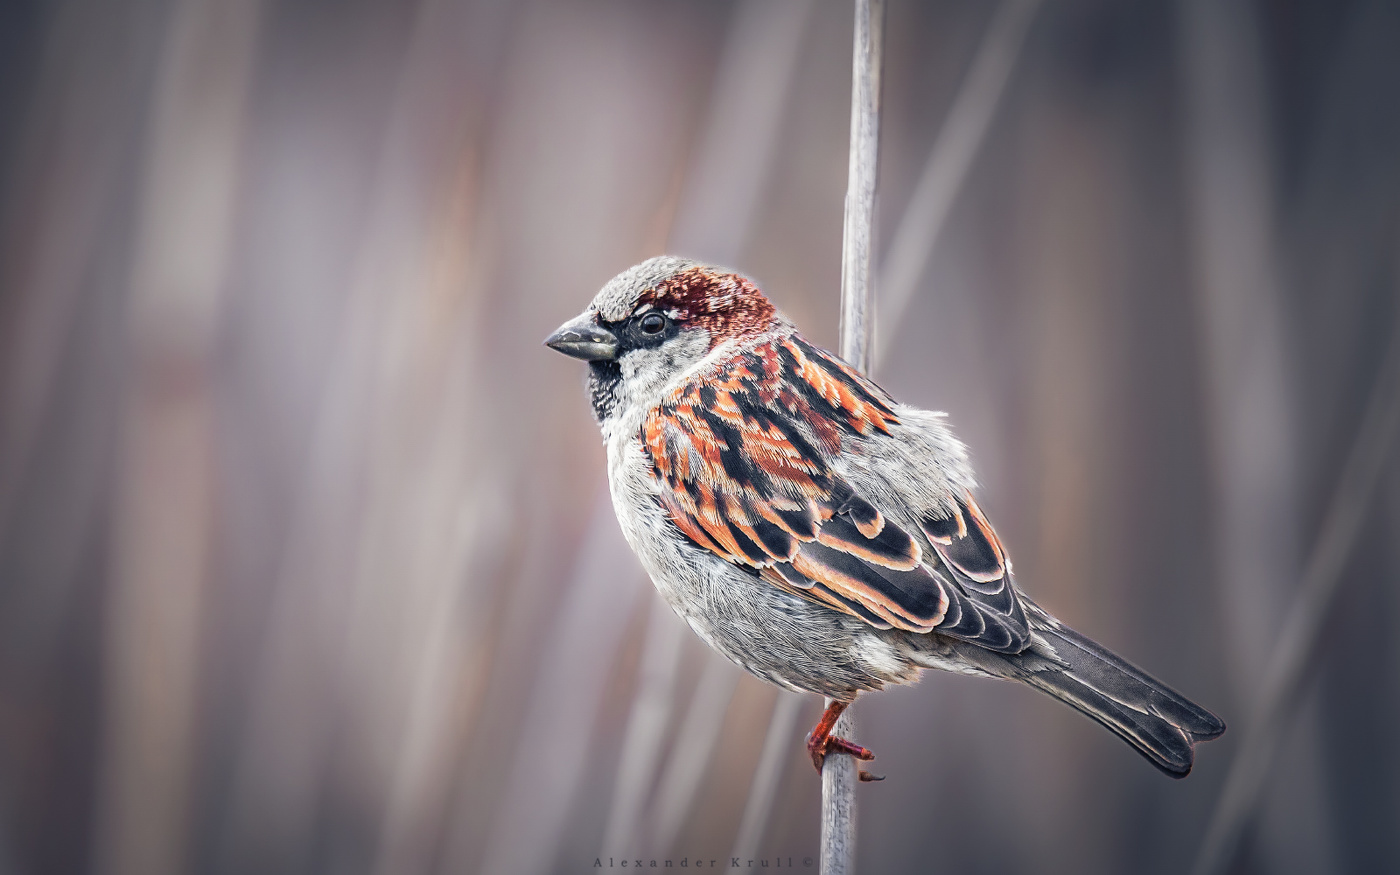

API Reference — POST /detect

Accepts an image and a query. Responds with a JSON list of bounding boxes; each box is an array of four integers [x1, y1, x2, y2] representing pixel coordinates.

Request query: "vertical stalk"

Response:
[[820, 701, 859, 875], [826, 2, 883, 874], [838, 0, 884, 376]]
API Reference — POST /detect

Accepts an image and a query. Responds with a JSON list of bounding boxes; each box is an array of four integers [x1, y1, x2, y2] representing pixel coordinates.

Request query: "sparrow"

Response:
[[546, 256, 1224, 779]]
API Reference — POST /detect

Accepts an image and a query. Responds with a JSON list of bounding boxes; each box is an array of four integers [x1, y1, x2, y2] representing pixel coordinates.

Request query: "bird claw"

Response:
[[807, 732, 877, 773], [805, 699, 881, 780]]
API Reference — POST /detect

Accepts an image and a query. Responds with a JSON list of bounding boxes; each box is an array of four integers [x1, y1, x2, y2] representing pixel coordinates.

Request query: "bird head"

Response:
[[546, 256, 785, 425]]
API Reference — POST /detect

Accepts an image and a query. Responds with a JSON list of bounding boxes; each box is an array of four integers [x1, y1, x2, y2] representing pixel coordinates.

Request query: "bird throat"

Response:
[[587, 359, 622, 425]]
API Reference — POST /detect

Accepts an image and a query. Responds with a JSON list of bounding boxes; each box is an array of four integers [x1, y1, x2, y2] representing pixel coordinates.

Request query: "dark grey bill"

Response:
[[545, 314, 619, 361]]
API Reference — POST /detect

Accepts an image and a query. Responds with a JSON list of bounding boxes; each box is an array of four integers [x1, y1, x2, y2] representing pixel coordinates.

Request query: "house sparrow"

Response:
[[546, 256, 1224, 778]]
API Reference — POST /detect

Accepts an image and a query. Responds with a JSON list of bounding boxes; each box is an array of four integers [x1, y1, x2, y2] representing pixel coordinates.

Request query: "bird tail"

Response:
[[1016, 620, 1226, 777]]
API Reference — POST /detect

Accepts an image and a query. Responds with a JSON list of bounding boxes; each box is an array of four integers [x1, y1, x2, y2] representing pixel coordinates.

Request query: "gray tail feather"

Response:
[[1019, 622, 1226, 777]]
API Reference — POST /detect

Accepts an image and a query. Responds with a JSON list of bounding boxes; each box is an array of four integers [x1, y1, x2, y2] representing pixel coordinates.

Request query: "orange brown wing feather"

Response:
[[642, 335, 949, 634]]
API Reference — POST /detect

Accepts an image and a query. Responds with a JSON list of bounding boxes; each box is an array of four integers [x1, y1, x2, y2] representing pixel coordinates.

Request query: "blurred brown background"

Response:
[[1, 0, 1398, 873]]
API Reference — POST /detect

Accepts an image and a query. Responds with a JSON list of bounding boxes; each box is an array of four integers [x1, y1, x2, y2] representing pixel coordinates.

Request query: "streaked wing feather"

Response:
[[644, 335, 1029, 650], [920, 493, 1029, 650]]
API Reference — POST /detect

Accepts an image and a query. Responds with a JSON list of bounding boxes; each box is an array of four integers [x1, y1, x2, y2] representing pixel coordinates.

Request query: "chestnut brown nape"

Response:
[[638, 266, 778, 348]]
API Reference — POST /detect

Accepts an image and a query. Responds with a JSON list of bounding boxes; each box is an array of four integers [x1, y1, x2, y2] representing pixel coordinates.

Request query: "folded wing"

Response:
[[641, 335, 1029, 653]]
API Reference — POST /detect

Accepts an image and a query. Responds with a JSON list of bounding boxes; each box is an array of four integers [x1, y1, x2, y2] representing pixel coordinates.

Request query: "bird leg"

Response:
[[806, 699, 883, 781]]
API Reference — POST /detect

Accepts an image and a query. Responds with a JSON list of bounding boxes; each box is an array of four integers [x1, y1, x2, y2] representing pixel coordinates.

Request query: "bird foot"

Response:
[[806, 733, 876, 771], [806, 699, 878, 775]]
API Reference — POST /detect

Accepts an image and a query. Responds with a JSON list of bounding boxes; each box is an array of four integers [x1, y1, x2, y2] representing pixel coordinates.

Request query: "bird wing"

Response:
[[640, 334, 1029, 653]]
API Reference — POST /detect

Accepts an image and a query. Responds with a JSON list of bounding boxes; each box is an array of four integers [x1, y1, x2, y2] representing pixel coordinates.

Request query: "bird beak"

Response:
[[544, 312, 619, 362]]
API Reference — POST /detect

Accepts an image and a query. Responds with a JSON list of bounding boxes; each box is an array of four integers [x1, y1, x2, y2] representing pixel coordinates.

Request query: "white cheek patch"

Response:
[[616, 329, 714, 411]]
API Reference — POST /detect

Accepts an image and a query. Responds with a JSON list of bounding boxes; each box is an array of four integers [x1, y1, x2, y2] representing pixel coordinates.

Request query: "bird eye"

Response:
[[639, 312, 667, 335]]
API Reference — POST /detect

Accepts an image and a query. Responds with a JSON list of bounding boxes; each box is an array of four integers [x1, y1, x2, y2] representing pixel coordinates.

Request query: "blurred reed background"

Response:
[[1, 0, 1398, 873]]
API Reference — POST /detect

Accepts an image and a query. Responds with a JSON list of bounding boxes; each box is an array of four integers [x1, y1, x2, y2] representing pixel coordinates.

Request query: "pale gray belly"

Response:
[[605, 435, 921, 698]]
